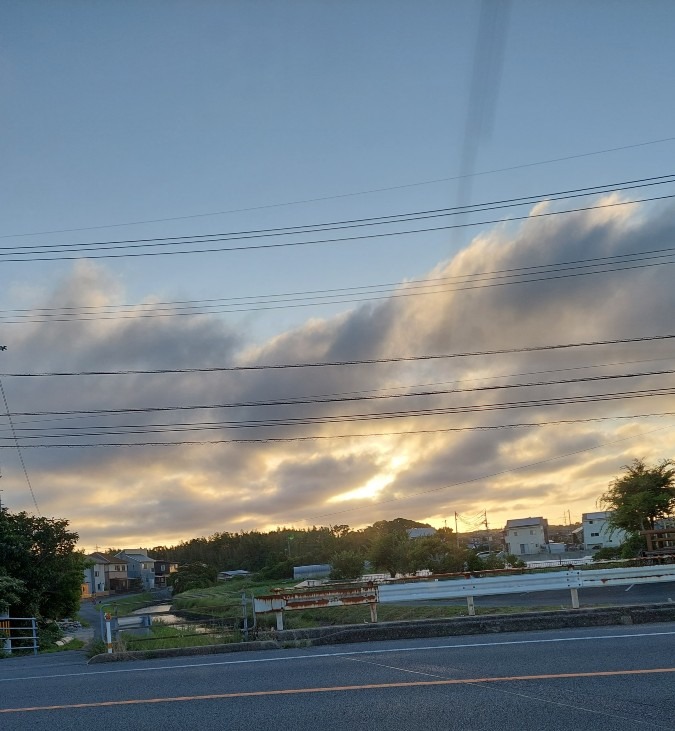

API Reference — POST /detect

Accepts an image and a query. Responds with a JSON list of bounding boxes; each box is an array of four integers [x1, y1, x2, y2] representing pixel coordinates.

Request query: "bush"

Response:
[[592, 547, 622, 561]]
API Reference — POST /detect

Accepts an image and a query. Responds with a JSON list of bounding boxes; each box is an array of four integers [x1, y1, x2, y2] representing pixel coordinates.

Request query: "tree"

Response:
[[0, 571, 25, 613], [329, 550, 364, 580], [0, 509, 87, 618], [368, 528, 412, 578], [601, 458, 675, 534], [168, 562, 218, 594]]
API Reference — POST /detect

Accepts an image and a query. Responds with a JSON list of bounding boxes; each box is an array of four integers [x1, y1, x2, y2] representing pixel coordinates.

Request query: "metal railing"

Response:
[[0, 615, 38, 655], [251, 563, 675, 624]]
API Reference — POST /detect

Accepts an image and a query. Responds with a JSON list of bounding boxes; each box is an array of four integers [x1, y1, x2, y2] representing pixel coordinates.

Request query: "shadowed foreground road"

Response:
[[0, 623, 674, 730]]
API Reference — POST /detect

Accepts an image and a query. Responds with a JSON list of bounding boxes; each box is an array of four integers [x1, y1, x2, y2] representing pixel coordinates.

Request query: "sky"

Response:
[[1, 1, 675, 552]]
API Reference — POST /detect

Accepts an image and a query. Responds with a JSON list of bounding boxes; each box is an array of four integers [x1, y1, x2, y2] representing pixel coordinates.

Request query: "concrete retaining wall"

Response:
[[277, 603, 675, 646]]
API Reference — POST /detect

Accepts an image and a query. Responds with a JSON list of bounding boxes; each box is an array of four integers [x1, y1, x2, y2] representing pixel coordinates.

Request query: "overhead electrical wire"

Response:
[[2, 173, 673, 254], [3, 354, 673, 430], [3, 332, 675, 377], [1, 366, 674, 420], [3, 135, 674, 240], [2, 245, 675, 324], [1, 187, 675, 263], [2, 412, 674, 449], [2, 382, 675, 441]]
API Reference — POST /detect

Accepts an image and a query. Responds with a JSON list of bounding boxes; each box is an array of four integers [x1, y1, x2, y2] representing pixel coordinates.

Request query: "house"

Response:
[[82, 555, 109, 597], [582, 511, 627, 550], [504, 517, 549, 555], [154, 559, 179, 588], [87, 552, 129, 593], [116, 549, 156, 590]]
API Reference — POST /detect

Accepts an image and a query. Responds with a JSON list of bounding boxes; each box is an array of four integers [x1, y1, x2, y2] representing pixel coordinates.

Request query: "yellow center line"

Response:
[[2, 667, 675, 714]]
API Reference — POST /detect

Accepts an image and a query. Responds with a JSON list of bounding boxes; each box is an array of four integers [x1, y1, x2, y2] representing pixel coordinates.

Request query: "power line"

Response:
[[4, 354, 673, 429], [3, 173, 672, 254], [2, 191, 675, 263], [2, 412, 675, 449], [3, 135, 674, 239], [2, 366, 674, 421], [3, 333, 675, 377], [2, 245, 675, 324], [2, 383, 675, 442]]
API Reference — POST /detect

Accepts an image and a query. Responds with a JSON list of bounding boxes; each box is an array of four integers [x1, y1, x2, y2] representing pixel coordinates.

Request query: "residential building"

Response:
[[154, 559, 179, 588], [116, 549, 156, 590], [87, 552, 129, 593], [582, 511, 627, 550], [82, 555, 109, 597], [504, 517, 549, 555]]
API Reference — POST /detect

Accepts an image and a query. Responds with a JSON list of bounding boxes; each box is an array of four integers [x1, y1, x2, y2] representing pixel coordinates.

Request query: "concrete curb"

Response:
[[87, 603, 675, 662], [279, 603, 675, 646]]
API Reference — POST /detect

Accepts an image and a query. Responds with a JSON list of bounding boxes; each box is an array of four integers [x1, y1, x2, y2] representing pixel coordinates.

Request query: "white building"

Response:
[[504, 517, 549, 555], [582, 511, 627, 550]]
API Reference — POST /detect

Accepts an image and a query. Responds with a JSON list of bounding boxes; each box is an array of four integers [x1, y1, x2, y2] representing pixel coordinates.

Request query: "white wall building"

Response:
[[504, 517, 549, 555], [582, 511, 627, 550]]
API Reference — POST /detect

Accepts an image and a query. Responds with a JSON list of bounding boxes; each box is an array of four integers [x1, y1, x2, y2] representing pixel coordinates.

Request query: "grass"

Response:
[[41, 639, 86, 653], [258, 603, 562, 629], [118, 624, 241, 652]]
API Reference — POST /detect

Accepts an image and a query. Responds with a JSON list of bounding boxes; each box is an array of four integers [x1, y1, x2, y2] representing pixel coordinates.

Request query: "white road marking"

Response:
[[1, 628, 674, 683]]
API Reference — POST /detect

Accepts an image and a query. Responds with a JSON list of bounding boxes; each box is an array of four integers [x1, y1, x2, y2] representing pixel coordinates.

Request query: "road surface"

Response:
[[0, 623, 674, 730]]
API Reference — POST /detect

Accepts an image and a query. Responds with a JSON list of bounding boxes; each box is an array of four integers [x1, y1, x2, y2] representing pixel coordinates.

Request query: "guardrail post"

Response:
[[570, 588, 580, 609], [31, 618, 38, 655], [0, 611, 10, 654], [275, 611, 284, 631], [105, 613, 113, 653], [369, 602, 378, 623], [466, 596, 476, 616]]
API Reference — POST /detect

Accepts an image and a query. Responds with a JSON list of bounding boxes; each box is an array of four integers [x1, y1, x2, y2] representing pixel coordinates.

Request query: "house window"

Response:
[[530, 530, 534, 535], [95, 570, 99, 577], [591, 532, 600, 537], [513, 531, 518, 536]]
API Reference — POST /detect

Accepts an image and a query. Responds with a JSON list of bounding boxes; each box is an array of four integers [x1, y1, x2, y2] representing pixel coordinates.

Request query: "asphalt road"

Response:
[[1, 623, 674, 730]]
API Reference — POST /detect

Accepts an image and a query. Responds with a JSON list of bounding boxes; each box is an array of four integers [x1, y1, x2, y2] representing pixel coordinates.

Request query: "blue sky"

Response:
[[1, 1, 675, 549]]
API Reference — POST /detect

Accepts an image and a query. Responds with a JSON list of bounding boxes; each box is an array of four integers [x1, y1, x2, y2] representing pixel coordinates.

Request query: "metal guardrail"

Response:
[[0, 616, 38, 655], [379, 564, 675, 614], [251, 565, 675, 625], [254, 584, 378, 629]]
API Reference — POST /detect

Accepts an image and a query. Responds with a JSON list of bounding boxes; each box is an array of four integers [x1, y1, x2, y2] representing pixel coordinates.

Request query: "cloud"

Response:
[[2, 199, 675, 549]]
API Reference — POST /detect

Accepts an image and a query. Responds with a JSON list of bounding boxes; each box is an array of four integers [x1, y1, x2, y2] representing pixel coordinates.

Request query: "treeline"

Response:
[[149, 518, 513, 580]]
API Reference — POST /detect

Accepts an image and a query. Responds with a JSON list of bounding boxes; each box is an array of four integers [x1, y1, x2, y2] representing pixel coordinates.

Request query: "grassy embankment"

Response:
[[117, 566, 630, 651]]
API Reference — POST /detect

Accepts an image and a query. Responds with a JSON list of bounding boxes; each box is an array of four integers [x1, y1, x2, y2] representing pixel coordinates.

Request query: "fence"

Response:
[[379, 564, 675, 614], [253, 563, 675, 624], [0, 615, 38, 655]]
